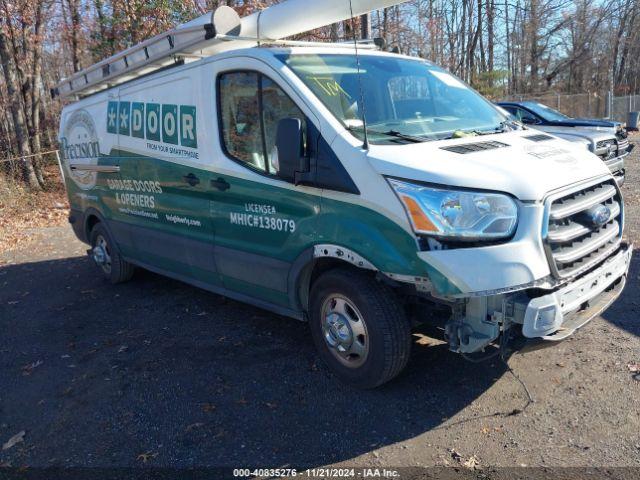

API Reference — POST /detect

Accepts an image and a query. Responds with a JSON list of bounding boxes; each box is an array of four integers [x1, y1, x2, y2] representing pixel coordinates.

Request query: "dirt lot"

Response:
[[0, 165, 70, 254], [1, 138, 639, 476]]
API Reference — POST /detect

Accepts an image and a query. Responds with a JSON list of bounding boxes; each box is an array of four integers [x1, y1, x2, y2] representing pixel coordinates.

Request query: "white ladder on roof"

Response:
[[55, 0, 408, 100], [55, 7, 241, 99]]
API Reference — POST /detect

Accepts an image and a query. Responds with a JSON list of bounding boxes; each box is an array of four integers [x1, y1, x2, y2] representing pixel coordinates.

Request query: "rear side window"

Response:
[[219, 72, 263, 169], [218, 71, 306, 175]]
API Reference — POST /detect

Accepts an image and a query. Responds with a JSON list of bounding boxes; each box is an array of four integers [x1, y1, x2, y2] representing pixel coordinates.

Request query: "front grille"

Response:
[[596, 139, 617, 161], [545, 180, 623, 278], [617, 137, 629, 155]]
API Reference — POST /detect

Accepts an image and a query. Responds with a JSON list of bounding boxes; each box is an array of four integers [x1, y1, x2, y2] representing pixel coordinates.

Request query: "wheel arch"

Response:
[[82, 208, 122, 253], [288, 244, 380, 319]]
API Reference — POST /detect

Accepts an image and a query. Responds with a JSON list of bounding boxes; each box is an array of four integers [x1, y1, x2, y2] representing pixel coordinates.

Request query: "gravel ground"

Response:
[[0, 137, 639, 476]]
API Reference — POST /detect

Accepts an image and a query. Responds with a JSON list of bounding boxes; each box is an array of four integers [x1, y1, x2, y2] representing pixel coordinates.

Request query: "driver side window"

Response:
[[218, 71, 306, 176]]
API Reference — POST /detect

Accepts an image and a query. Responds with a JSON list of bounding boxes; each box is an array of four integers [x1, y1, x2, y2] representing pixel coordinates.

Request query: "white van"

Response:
[[57, 3, 632, 388]]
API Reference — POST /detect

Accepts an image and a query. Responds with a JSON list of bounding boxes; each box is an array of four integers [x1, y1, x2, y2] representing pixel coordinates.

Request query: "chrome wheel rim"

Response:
[[93, 235, 112, 275], [320, 294, 368, 368]]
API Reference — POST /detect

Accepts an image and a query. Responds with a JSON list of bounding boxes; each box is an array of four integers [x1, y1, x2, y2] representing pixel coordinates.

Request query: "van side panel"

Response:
[[59, 95, 126, 248], [58, 53, 458, 316], [109, 76, 224, 285]]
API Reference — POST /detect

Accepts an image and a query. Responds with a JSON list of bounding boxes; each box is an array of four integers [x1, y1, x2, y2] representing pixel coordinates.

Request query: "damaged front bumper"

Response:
[[445, 243, 632, 353], [520, 242, 632, 340]]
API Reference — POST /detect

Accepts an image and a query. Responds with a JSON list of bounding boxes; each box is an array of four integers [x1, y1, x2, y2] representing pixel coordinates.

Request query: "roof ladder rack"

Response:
[[54, 7, 242, 99], [55, 0, 409, 100]]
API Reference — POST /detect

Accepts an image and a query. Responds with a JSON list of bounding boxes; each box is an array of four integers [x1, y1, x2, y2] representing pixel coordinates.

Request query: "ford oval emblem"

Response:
[[587, 204, 612, 228]]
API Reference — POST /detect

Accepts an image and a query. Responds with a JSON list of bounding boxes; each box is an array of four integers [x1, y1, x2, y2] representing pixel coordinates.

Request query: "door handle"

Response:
[[210, 177, 230, 191], [70, 164, 120, 173], [182, 173, 200, 187]]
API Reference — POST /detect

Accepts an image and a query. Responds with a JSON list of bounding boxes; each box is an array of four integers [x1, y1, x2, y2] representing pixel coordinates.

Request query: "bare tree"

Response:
[[0, 14, 39, 188]]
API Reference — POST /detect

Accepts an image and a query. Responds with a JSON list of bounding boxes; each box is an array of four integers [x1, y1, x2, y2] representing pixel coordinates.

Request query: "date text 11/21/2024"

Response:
[[232, 468, 401, 478]]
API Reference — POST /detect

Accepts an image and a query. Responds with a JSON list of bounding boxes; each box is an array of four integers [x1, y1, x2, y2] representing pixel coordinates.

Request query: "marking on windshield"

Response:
[[307, 76, 351, 98]]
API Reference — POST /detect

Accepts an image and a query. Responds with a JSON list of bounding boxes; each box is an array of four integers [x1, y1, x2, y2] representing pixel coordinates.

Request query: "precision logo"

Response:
[[62, 109, 101, 190], [107, 101, 197, 148]]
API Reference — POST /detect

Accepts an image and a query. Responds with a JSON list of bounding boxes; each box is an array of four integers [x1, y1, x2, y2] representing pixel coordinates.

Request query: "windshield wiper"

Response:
[[447, 121, 520, 139], [348, 126, 428, 143]]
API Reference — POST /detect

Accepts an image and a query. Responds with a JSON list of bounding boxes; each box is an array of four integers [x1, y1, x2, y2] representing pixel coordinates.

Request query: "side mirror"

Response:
[[273, 118, 307, 183], [521, 115, 540, 125]]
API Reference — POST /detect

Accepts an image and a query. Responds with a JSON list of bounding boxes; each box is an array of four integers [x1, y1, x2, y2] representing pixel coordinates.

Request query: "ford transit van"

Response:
[[57, 3, 632, 388]]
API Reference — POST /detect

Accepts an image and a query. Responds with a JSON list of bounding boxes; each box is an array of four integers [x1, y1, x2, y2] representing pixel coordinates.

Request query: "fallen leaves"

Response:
[[463, 455, 481, 469], [449, 448, 481, 470], [136, 451, 158, 463], [480, 425, 504, 435], [449, 448, 462, 462], [21, 360, 43, 376], [201, 403, 216, 413], [0, 169, 69, 255], [2, 431, 25, 451]]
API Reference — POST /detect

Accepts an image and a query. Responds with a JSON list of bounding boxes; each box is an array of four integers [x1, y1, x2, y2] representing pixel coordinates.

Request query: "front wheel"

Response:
[[309, 268, 412, 389], [89, 223, 134, 284]]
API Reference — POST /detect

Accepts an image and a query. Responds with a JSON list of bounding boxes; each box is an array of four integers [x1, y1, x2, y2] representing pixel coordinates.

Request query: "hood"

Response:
[[581, 118, 624, 127], [532, 127, 621, 153], [534, 127, 595, 143], [545, 118, 620, 129], [366, 131, 611, 201]]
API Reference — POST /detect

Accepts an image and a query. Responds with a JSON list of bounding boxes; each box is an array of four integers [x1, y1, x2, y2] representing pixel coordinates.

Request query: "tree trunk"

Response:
[[529, 0, 540, 92], [330, 23, 339, 42], [360, 13, 370, 40], [486, 0, 494, 72], [63, 0, 82, 72], [0, 19, 39, 189], [29, 0, 47, 187], [382, 7, 389, 48], [504, 0, 511, 92]]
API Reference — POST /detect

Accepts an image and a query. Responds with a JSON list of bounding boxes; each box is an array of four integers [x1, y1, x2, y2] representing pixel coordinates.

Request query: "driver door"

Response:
[[209, 63, 321, 309]]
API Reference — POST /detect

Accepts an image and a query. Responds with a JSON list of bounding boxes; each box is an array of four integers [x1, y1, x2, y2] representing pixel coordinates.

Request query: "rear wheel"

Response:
[[309, 268, 412, 389], [89, 223, 134, 284]]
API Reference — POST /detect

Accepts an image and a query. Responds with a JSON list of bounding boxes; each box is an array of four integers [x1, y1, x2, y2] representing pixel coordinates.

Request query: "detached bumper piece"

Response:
[[522, 243, 632, 340]]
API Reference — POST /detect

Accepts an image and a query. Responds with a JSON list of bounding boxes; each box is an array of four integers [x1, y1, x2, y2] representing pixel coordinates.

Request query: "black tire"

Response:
[[309, 267, 412, 389], [89, 223, 134, 284]]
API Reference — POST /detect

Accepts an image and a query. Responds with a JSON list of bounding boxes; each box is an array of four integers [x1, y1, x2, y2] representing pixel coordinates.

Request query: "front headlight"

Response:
[[388, 179, 518, 240]]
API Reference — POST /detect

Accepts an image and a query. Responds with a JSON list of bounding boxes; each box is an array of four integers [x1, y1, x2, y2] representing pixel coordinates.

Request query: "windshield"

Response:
[[279, 53, 506, 143], [523, 102, 570, 122]]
